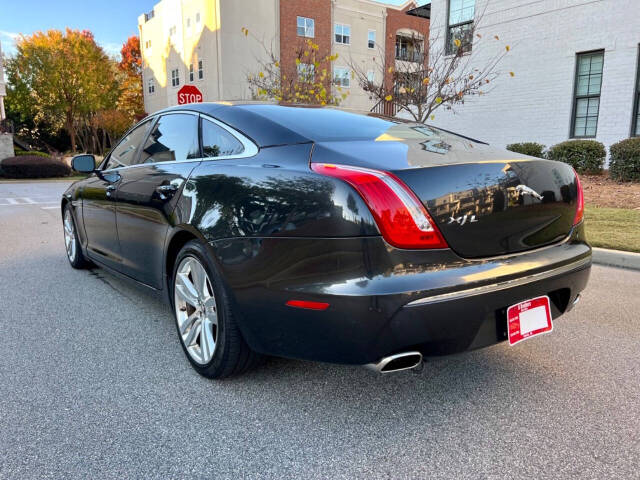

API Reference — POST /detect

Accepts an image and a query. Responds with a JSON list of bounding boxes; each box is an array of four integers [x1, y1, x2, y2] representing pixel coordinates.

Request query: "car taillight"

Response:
[[573, 169, 584, 225], [311, 163, 448, 249]]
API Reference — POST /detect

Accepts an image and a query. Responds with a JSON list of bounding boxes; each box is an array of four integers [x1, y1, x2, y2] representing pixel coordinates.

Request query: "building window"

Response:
[[633, 45, 640, 137], [396, 35, 423, 63], [186, 18, 191, 36], [198, 60, 204, 80], [196, 12, 201, 24], [169, 25, 176, 36], [189, 64, 194, 82], [446, 0, 475, 55], [572, 51, 604, 138], [367, 70, 375, 83], [144, 10, 154, 22], [297, 62, 315, 82], [368, 30, 376, 49], [333, 67, 350, 88], [147, 78, 155, 94], [144, 40, 152, 49], [335, 24, 350, 45], [297, 16, 314, 38], [171, 68, 180, 87]]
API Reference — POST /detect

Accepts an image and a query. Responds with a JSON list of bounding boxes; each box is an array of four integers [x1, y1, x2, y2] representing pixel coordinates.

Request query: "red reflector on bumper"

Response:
[[286, 300, 330, 310]]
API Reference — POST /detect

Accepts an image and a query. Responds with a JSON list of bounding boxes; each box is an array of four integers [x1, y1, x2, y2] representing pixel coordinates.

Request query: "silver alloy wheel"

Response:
[[63, 209, 76, 262], [174, 256, 218, 365]]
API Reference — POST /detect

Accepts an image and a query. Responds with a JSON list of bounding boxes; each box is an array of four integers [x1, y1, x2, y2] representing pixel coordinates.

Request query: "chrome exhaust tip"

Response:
[[365, 351, 423, 374], [572, 294, 581, 306]]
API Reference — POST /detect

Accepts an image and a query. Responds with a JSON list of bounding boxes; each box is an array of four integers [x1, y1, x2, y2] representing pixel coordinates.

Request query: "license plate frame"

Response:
[[507, 295, 553, 346]]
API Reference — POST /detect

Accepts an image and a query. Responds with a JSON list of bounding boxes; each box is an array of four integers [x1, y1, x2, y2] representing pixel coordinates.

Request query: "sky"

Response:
[[0, 0, 429, 58]]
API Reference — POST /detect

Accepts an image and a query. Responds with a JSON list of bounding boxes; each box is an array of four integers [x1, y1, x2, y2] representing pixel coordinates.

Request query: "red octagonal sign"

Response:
[[177, 85, 203, 105]]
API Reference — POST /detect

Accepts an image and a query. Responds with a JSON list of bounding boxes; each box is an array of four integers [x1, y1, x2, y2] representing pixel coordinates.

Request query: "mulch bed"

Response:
[[580, 172, 640, 210]]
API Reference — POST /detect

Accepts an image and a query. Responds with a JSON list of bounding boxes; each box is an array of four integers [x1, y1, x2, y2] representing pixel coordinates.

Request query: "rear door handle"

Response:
[[155, 183, 179, 200]]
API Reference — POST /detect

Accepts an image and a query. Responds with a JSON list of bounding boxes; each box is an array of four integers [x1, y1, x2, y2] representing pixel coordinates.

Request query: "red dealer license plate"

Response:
[[507, 295, 553, 346]]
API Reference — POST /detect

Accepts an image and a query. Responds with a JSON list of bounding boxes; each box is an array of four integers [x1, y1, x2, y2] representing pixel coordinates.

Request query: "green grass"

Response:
[[585, 206, 640, 253]]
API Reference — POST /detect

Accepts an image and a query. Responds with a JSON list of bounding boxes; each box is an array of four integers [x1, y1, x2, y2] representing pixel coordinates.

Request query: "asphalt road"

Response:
[[1, 180, 639, 479]]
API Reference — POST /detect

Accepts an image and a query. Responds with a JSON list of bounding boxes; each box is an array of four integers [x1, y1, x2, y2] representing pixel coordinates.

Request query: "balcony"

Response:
[[395, 36, 423, 63]]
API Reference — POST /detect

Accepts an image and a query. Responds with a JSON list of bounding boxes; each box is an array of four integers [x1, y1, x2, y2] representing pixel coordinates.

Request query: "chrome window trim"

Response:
[[405, 256, 591, 307], [101, 110, 259, 174]]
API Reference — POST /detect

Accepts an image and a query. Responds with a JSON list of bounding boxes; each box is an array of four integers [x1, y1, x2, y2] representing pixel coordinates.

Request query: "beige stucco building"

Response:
[[0, 40, 6, 121], [138, 0, 430, 114]]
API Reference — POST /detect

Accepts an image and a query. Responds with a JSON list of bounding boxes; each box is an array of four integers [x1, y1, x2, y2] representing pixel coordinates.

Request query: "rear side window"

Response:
[[201, 118, 244, 157], [139, 113, 200, 163], [104, 120, 153, 170]]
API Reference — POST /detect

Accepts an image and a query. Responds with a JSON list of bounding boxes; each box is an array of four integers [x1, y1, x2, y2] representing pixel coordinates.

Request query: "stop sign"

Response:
[[177, 85, 203, 105]]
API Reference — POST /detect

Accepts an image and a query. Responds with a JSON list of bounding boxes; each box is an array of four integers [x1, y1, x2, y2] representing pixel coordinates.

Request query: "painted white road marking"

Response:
[[0, 197, 59, 206]]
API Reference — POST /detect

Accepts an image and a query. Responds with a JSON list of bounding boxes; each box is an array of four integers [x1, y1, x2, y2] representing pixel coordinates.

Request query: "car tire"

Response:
[[63, 204, 91, 269], [171, 239, 262, 379]]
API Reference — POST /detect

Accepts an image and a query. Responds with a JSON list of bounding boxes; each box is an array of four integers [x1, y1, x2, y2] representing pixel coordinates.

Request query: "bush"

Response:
[[1, 156, 71, 178], [546, 140, 606, 174], [506, 142, 546, 158], [14, 150, 51, 158], [609, 138, 640, 182]]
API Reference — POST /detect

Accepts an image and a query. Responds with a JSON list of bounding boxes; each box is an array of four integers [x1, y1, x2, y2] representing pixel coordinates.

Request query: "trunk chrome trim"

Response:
[[405, 256, 591, 307]]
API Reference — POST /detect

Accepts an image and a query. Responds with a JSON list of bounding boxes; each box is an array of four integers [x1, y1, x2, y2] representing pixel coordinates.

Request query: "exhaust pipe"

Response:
[[365, 351, 423, 374]]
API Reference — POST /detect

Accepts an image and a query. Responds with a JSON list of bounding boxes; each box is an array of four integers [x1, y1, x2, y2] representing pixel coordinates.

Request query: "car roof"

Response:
[[154, 102, 395, 148]]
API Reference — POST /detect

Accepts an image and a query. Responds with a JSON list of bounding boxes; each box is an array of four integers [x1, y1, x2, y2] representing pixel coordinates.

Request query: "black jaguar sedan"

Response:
[[63, 102, 591, 378]]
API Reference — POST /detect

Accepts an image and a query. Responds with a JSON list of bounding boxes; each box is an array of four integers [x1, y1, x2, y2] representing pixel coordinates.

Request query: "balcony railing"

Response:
[[395, 47, 424, 63]]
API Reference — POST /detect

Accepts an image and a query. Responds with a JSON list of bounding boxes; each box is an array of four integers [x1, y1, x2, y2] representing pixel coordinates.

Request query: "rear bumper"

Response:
[[211, 226, 591, 365]]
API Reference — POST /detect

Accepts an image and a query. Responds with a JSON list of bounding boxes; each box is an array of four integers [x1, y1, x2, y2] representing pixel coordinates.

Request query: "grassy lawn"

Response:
[[585, 206, 640, 253]]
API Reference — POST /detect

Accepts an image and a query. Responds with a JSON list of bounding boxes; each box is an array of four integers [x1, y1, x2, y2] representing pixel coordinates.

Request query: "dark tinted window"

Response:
[[202, 119, 244, 157], [104, 120, 153, 170], [139, 113, 200, 163], [243, 105, 393, 141]]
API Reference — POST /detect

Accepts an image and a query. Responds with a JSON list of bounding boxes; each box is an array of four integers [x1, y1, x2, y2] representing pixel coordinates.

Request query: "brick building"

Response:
[[425, 0, 640, 153], [138, 0, 430, 113]]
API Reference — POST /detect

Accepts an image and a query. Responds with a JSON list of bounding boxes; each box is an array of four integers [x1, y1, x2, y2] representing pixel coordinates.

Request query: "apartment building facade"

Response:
[[0, 40, 6, 121], [426, 0, 640, 152], [138, 0, 430, 113]]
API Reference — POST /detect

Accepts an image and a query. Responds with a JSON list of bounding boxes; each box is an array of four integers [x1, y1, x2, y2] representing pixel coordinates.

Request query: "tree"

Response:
[[347, 11, 512, 123], [119, 35, 142, 76], [7, 29, 119, 152], [242, 28, 346, 106]]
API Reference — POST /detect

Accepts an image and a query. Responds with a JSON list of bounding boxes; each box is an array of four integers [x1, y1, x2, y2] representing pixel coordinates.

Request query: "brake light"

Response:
[[286, 300, 330, 310], [573, 169, 584, 225], [311, 163, 448, 249]]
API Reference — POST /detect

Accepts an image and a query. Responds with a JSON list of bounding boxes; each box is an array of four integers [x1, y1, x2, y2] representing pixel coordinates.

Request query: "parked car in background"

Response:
[[62, 103, 591, 378]]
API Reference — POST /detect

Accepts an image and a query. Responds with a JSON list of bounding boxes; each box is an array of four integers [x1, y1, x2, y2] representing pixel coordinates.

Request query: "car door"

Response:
[[114, 112, 202, 288], [82, 118, 154, 270]]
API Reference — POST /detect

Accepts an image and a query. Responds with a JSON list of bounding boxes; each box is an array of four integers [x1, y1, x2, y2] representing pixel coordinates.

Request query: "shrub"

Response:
[[609, 137, 640, 182], [506, 142, 546, 158], [1, 156, 71, 178], [14, 150, 51, 158], [546, 140, 606, 174]]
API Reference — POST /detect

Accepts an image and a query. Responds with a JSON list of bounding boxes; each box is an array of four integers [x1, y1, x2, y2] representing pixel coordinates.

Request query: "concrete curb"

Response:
[[592, 247, 640, 271]]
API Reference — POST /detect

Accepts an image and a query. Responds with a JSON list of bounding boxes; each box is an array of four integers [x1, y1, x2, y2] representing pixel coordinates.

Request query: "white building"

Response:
[[138, 0, 430, 114], [427, 0, 640, 152]]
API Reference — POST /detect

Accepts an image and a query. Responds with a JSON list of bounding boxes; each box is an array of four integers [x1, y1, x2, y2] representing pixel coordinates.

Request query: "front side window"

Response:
[[198, 60, 204, 80], [297, 16, 314, 38], [139, 114, 200, 163], [572, 51, 604, 138], [447, 0, 475, 55], [104, 120, 153, 170], [368, 30, 376, 49], [147, 78, 155, 94], [335, 24, 350, 45], [171, 68, 180, 87], [333, 67, 350, 88], [201, 119, 244, 158], [633, 45, 640, 136]]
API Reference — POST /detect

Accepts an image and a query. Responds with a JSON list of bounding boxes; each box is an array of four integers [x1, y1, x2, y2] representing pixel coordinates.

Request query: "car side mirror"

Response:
[[71, 154, 96, 173]]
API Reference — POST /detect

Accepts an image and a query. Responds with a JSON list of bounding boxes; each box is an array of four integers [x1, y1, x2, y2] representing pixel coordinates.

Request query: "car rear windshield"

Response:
[[240, 105, 395, 142]]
